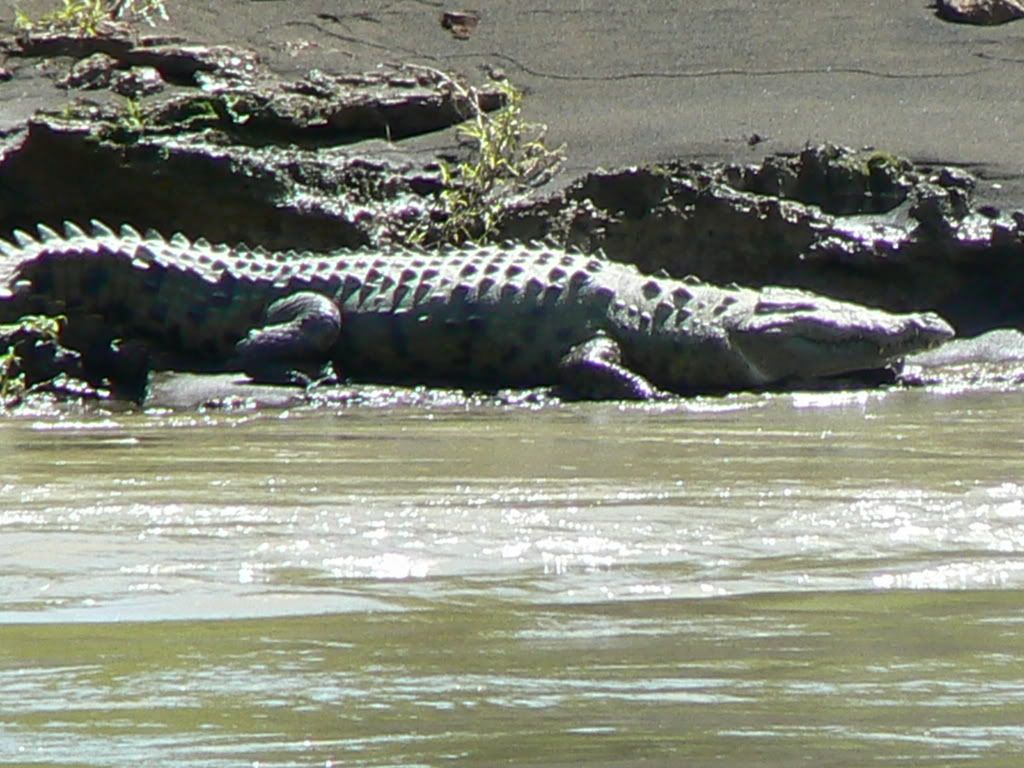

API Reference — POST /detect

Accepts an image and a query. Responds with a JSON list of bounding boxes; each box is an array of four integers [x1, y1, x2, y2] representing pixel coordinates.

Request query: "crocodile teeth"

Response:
[[36, 224, 60, 242], [119, 224, 142, 242], [63, 221, 86, 239], [89, 220, 115, 238], [144, 228, 163, 241], [170, 232, 190, 248]]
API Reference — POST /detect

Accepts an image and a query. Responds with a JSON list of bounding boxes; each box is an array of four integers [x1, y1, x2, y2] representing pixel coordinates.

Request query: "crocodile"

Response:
[[0, 221, 954, 399]]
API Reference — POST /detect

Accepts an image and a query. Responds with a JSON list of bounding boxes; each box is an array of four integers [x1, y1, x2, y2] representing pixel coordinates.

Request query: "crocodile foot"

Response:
[[558, 335, 662, 401], [235, 292, 341, 386]]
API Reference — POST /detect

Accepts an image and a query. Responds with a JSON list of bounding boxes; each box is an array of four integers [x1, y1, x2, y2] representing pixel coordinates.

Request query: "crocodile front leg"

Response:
[[557, 335, 660, 401], [235, 292, 341, 385]]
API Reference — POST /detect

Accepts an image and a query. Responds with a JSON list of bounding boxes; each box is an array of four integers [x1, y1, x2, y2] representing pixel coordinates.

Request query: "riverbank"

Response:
[[2, 1, 1024, 409], [5, 0, 1024, 203]]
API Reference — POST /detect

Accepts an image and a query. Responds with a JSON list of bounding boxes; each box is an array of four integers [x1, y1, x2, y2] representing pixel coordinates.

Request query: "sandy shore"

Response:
[[4, 0, 1024, 205]]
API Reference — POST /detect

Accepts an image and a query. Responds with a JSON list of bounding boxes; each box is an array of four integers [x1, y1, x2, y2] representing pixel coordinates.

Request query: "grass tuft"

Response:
[[409, 69, 565, 246], [14, 0, 169, 36], [0, 315, 64, 407]]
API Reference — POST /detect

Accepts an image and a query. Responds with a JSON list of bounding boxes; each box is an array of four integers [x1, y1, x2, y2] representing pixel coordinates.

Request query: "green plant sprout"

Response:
[[409, 68, 565, 246], [0, 315, 64, 408], [14, 0, 169, 36]]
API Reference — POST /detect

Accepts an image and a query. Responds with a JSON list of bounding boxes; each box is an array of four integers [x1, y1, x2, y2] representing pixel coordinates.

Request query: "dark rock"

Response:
[[934, 166, 976, 195], [0, 322, 84, 388], [0, 58, 502, 250], [909, 183, 961, 235], [0, 112, 376, 250], [8, 31, 136, 61], [500, 145, 1024, 335], [0, 319, 150, 404], [900, 329, 1024, 388], [936, 0, 1024, 25], [907, 328, 1024, 366], [7, 31, 259, 86], [58, 53, 166, 97], [109, 66, 165, 97], [441, 11, 481, 39], [57, 52, 119, 90], [6, 30, 502, 136], [121, 42, 260, 85], [82, 338, 151, 402], [723, 144, 915, 215]]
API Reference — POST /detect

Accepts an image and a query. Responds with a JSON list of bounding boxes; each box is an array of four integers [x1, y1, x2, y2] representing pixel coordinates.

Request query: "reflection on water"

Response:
[[2, 387, 1024, 765]]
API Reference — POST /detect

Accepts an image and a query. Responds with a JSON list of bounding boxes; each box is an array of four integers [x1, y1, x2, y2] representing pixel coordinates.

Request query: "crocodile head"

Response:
[[728, 290, 955, 384]]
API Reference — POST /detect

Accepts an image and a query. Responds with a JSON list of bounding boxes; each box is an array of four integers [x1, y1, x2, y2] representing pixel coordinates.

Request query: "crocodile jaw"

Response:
[[729, 299, 955, 383]]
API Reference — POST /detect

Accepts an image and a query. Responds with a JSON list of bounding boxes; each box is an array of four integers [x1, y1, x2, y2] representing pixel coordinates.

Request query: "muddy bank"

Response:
[[1, 25, 1023, 407], [2, 33, 1022, 335]]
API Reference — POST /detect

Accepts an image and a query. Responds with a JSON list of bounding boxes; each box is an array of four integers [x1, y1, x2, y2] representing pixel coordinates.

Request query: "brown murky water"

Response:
[[2, 386, 1024, 766]]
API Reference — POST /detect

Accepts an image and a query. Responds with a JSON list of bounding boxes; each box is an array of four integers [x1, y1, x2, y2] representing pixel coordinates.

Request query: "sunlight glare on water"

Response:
[[2, 387, 1024, 766]]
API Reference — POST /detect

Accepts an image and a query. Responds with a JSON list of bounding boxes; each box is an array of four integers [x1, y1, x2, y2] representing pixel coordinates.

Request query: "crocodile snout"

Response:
[[731, 300, 955, 383], [893, 312, 955, 353]]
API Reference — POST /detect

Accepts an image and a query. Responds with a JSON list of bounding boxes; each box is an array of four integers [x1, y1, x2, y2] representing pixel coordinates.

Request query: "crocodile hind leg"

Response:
[[557, 335, 660, 400], [235, 292, 341, 386]]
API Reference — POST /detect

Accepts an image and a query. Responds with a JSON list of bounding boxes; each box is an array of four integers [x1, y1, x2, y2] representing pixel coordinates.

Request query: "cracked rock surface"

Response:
[[0, 27, 498, 250]]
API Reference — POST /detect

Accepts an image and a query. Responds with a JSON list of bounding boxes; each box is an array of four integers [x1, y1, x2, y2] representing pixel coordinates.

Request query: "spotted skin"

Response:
[[0, 222, 954, 398]]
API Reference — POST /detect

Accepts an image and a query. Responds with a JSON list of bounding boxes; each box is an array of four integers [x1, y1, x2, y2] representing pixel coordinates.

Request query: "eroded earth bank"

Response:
[[2, 15, 1024, 410]]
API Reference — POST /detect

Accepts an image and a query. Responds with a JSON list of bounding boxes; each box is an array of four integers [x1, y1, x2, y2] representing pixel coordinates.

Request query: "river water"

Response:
[[2, 385, 1024, 766]]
